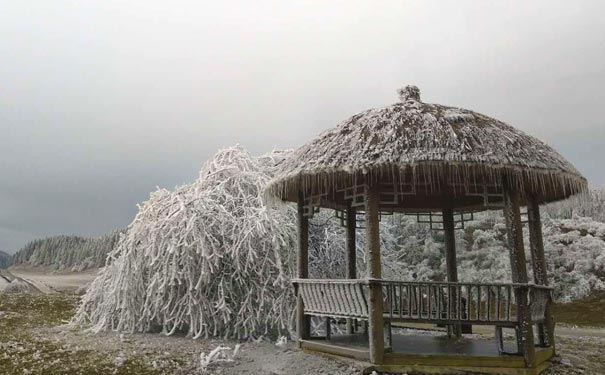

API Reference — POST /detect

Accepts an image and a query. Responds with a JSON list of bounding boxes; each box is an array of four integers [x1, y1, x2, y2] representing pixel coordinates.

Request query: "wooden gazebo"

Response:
[[266, 86, 586, 375]]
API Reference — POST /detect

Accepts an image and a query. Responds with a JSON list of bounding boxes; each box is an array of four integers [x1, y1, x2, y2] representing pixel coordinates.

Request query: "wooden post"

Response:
[[503, 188, 536, 367], [443, 207, 462, 338], [346, 205, 357, 335], [366, 184, 384, 364], [296, 191, 310, 341], [527, 197, 555, 350]]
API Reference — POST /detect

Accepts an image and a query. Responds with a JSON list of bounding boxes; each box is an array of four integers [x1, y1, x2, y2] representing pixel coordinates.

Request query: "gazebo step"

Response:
[[300, 339, 370, 362], [300, 335, 554, 375], [365, 362, 550, 375]]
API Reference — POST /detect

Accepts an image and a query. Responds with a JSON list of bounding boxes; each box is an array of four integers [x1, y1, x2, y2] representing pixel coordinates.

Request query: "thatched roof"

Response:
[[267, 86, 586, 209]]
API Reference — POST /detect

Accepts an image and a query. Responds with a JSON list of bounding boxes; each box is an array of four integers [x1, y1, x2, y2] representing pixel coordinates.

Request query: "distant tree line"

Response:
[[11, 231, 122, 271], [0, 251, 11, 269]]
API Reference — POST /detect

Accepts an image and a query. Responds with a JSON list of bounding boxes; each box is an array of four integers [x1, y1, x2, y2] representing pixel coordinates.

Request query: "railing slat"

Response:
[[465, 285, 470, 320], [477, 285, 482, 321], [445, 285, 452, 320], [457, 284, 462, 321], [487, 285, 491, 321], [417, 284, 422, 319], [427, 284, 432, 319], [334, 284, 344, 313], [349, 283, 361, 317], [399, 283, 403, 319], [507, 285, 512, 321], [496, 286, 501, 321], [407, 284, 412, 319]]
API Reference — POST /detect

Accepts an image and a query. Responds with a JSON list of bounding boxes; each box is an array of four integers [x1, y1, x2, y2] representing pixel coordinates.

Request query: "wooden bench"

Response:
[[293, 279, 553, 355]]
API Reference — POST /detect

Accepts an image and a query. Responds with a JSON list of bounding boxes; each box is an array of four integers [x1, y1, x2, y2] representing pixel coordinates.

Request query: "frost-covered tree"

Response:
[[72, 146, 298, 339], [543, 216, 605, 301], [544, 188, 605, 221], [451, 211, 605, 302], [0, 251, 11, 269], [308, 213, 409, 281]]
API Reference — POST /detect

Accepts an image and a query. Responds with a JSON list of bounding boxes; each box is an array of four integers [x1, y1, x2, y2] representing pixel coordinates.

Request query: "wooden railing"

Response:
[[292, 279, 552, 325], [382, 280, 552, 325]]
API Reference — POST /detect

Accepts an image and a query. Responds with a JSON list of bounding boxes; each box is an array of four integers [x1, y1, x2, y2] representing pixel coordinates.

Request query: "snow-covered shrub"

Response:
[[544, 216, 605, 301], [454, 213, 605, 302], [72, 146, 298, 339]]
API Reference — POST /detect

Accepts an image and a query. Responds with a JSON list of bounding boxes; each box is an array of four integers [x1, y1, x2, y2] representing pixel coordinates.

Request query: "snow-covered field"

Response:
[[8, 268, 98, 294]]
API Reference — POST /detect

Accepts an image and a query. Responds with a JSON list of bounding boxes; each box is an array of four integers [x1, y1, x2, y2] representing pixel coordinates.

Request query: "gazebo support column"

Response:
[[366, 185, 384, 364], [296, 191, 310, 341], [345, 205, 357, 335], [503, 188, 536, 367], [443, 207, 462, 338], [528, 196, 555, 350]]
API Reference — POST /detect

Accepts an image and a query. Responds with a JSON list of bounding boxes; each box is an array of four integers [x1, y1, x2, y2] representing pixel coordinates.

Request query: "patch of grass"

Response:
[[0, 294, 164, 375], [0, 293, 76, 325], [553, 292, 605, 327]]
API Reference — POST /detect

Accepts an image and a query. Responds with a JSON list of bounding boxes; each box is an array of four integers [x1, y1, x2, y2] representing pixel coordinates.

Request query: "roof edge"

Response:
[[265, 161, 587, 205]]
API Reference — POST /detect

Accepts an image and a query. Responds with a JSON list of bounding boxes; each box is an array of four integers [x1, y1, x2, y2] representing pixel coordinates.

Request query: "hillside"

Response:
[[11, 232, 121, 272]]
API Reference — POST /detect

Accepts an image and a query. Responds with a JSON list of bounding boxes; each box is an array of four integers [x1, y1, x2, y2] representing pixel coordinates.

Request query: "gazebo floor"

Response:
[[300, 330, 554, 375]]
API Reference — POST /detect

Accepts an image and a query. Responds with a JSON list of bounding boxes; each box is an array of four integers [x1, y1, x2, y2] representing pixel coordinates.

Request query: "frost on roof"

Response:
[[268, 86, 586, 203]]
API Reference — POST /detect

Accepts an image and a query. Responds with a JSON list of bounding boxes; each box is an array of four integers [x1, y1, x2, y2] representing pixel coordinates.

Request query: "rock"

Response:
[[2, 278, 41, 294]]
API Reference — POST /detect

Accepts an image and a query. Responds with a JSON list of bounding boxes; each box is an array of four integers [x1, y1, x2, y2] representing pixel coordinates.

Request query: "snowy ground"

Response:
[[1, 270, 605, 374], [8, 268, 98, 293], [0, 293, 362, 375], [41, 328, 363, 375], [1, 293, 603, 375]]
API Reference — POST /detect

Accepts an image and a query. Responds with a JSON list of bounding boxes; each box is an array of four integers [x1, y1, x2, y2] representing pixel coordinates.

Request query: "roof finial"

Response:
[[397, 85, 421, 102]]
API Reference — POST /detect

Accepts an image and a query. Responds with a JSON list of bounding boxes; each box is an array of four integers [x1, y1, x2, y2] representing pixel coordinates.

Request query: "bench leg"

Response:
[[448, 324, 462, 338], [515, 326, 524, 355], [384, 321, 392, 350], [495, 326, 504, 354], [537, 323, 547, 347]]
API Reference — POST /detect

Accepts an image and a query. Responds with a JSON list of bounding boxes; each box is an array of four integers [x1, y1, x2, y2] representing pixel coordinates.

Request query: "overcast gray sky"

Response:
[[1, 1, 604, 252]]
